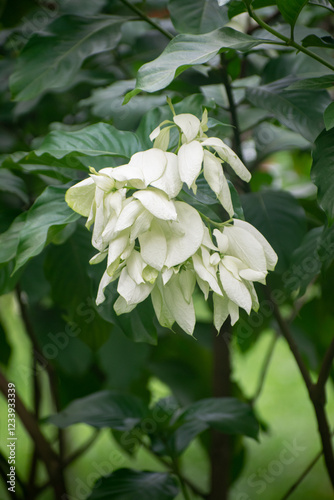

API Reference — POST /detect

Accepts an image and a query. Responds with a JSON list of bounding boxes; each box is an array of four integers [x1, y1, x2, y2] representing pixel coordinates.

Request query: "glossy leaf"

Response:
[[241, 190, 307, 272], [10, 15, 129, 101], [13, 186, 80, 273], [48, 390, 148, 430], [168, 0, 229, 34], [276, 0, 308, 27], [302, 34, 334, 48], [287, 74, 334, 90], [87, 469, 179, 500], [246, 82, 330, 142], [311, 128, 334, 223], [36, 123, 141, 159], [0, 169, 28, 204], [124, 28, 265, 102], [324, 102, 334, 131]]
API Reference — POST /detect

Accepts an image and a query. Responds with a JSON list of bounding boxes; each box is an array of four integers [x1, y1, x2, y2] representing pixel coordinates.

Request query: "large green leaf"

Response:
[[36, 123, 141, 160], [168, 0, 229, 34], [324, 102, 334, 131], [241, 190, 307, 272], [124, 28, 264, 102], [12, 186, 80, 273], [48, 390, 148, 430], [87, 469, 179, 500], [10, 15, 130, 101], [311, 128, 334, 223], [253, 123, 310, 160], [276, 0, 309, 28], [171, 397, 259, 454], [246, 81, 330, 142], [287, 74, 334, 90], [0, 169, 28, 204]]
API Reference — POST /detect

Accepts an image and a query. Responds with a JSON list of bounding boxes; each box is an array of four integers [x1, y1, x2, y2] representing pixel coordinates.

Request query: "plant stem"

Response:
[[267, 289, 334, 489], [119, 0, 173, 40], [210, 320, 232, 500], [316, 337, 334, 393], [251, 332, 279, 404], [171, 456, 192, 500], [245, 3, 334, 72]]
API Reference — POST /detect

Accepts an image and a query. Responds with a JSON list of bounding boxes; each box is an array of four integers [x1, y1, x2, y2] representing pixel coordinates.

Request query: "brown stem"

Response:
[[209, 320, 232, 500], [0, 370, 67, 499], [267, 289, 334, 489]]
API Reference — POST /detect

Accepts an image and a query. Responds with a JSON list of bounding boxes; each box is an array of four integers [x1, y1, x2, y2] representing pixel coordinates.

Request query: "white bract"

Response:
[[66, 106, 277, 336]]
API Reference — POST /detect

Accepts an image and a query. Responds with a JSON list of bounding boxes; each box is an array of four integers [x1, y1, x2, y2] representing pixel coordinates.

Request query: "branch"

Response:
[[0, 369, 66, 498], [118, 0, 173, 40], [251, 332, 279, 404], [245, 3, 334, 72], [316, 337, 334, 395]]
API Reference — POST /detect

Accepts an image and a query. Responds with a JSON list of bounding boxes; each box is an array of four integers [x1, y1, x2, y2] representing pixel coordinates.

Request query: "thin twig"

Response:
[[316, 337, 334, 394], [251, 332, 279, 404], [119, 0, 173, 40]]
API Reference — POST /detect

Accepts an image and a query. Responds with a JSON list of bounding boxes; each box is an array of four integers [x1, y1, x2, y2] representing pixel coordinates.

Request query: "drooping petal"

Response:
[[114, 296, 137, 315], [192, 253, 222, 296], [173, 113, 201, 143], [153, 126, 171, 151], [107, 230, 129, 272], [134, 188, 177, 221], [163, 201, 204, 268], [149, 125, 161, 142], [65, 178, 95, 217], [223, 225, 267, 273], [203, 150, 233, 216], [111, 163, 145, 188], [127, 250, 145, 284], [151, 152, 182, 198], [179, 269, 196, 303], [213, 229, 229, 254], [219, 263, 252, 313], [139, 219, 167, 271], [201, 137, 251, 182], [151, 282, 175, 330], [129, 149, 167, 185], [228, 300, 239, 325], [177, 141, 204, 189], [130, 210, 153, 242], [213, 293, 229, 331], [115, 199, 143, 232], [202, 225, 218, 251], [233, 219, 278, 271], [117, 267, 153, 305], [96, 270, 114, 305], [164, 274, 196, 335], [239, 268, 267, 282]]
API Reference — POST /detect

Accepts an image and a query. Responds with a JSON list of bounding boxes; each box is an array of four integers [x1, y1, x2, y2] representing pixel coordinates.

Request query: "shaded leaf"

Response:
[[48, 390, 148, 430], [10, 15, 130, 101], [168, 0, 229, 34], [311, 128, 334, 223], [324, 102, 334, 131], [276, 0, 308, 27], [125, 28, 265, 102], [287, 74, 334, 90], [0, 169, 28, 204], [87, 469, 179, 500], [302, 34, 334, 48], [36, 123, 141, 159]]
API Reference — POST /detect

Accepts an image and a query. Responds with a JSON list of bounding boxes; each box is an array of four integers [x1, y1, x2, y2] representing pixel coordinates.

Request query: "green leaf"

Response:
[[241, 190, 307, 272], [48, 390, 148, 430], [0, 213, 27, 265], [246, 81, 330, 142], [253, 123, 310, 160], [13, 186, 80, 273], [168, 0, 229, 34], [36, 123, 141, 159], [10, 15, 130, 101], [227, 0, 276, 18], [276, 0, 308, 28], [172, 397, 259, 454], [302, 34, 334, 48], [87, 469, 179, 500], [311, 128, 334, 223], [0, 321, 11, 366], [124, 28, 264, 101], [287, 74, 334, 90], [324, 102, 334, 131], [0, 169, 28, 204]]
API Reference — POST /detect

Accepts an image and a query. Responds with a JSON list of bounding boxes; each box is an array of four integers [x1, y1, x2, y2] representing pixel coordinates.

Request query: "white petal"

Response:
[[223, 225, 267, 273], [162, 267, 173, 285], [90, 173, 115, 192], [173, 113, 201, 142], [89, 250, 107, 265], [129, 149, 167, 185], [239, 269, 267, 282], [233, 219, 278, 271], [201, 137, 251, 182], [179, 269, 196, 303], [202, 225, 218, 250], [203, 150, 233, 216], [139, 219, 167, 271], [149, 125, 161, 142], [163, 202, 204, 268], [213, 293, 229, 331], [130, 210, 153, 242], [65, 178, 95, 217], [220, 255, 244, 280], [196, 276, 210, 300], [151, 282, 175, 330], [151, 152, 182, 198], [213, 229, 229, 254], [228, 301, 239, 325], [178, 141, 203, 189], [117, 267, 153, 305], [127, 250, 145, 284], [154, 126, 171, 151], [107, 231, 129, 271], [96, 270, 113, 306], [164, 274, 196, 335], [115, 199, 143, 232], [111, 163, 145, 188], [134, 188, 177, 221], [192, 253, 222, 296], [219, 263, 252, 313], [114, 296, 137, 315]]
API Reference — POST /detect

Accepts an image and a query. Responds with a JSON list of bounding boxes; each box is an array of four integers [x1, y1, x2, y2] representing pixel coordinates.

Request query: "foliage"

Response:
[[0, 1, 334, 499]]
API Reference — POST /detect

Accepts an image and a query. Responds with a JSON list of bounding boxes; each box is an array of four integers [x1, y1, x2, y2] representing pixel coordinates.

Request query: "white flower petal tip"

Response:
[[201, 137, 251, 183], [178, 141, 204, 189], [173, 113, 201, 143], [133, 188, 177, 221]]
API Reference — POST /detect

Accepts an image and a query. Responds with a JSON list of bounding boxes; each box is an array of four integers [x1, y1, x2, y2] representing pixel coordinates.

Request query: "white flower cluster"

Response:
[[66, 109, 277, 335]]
